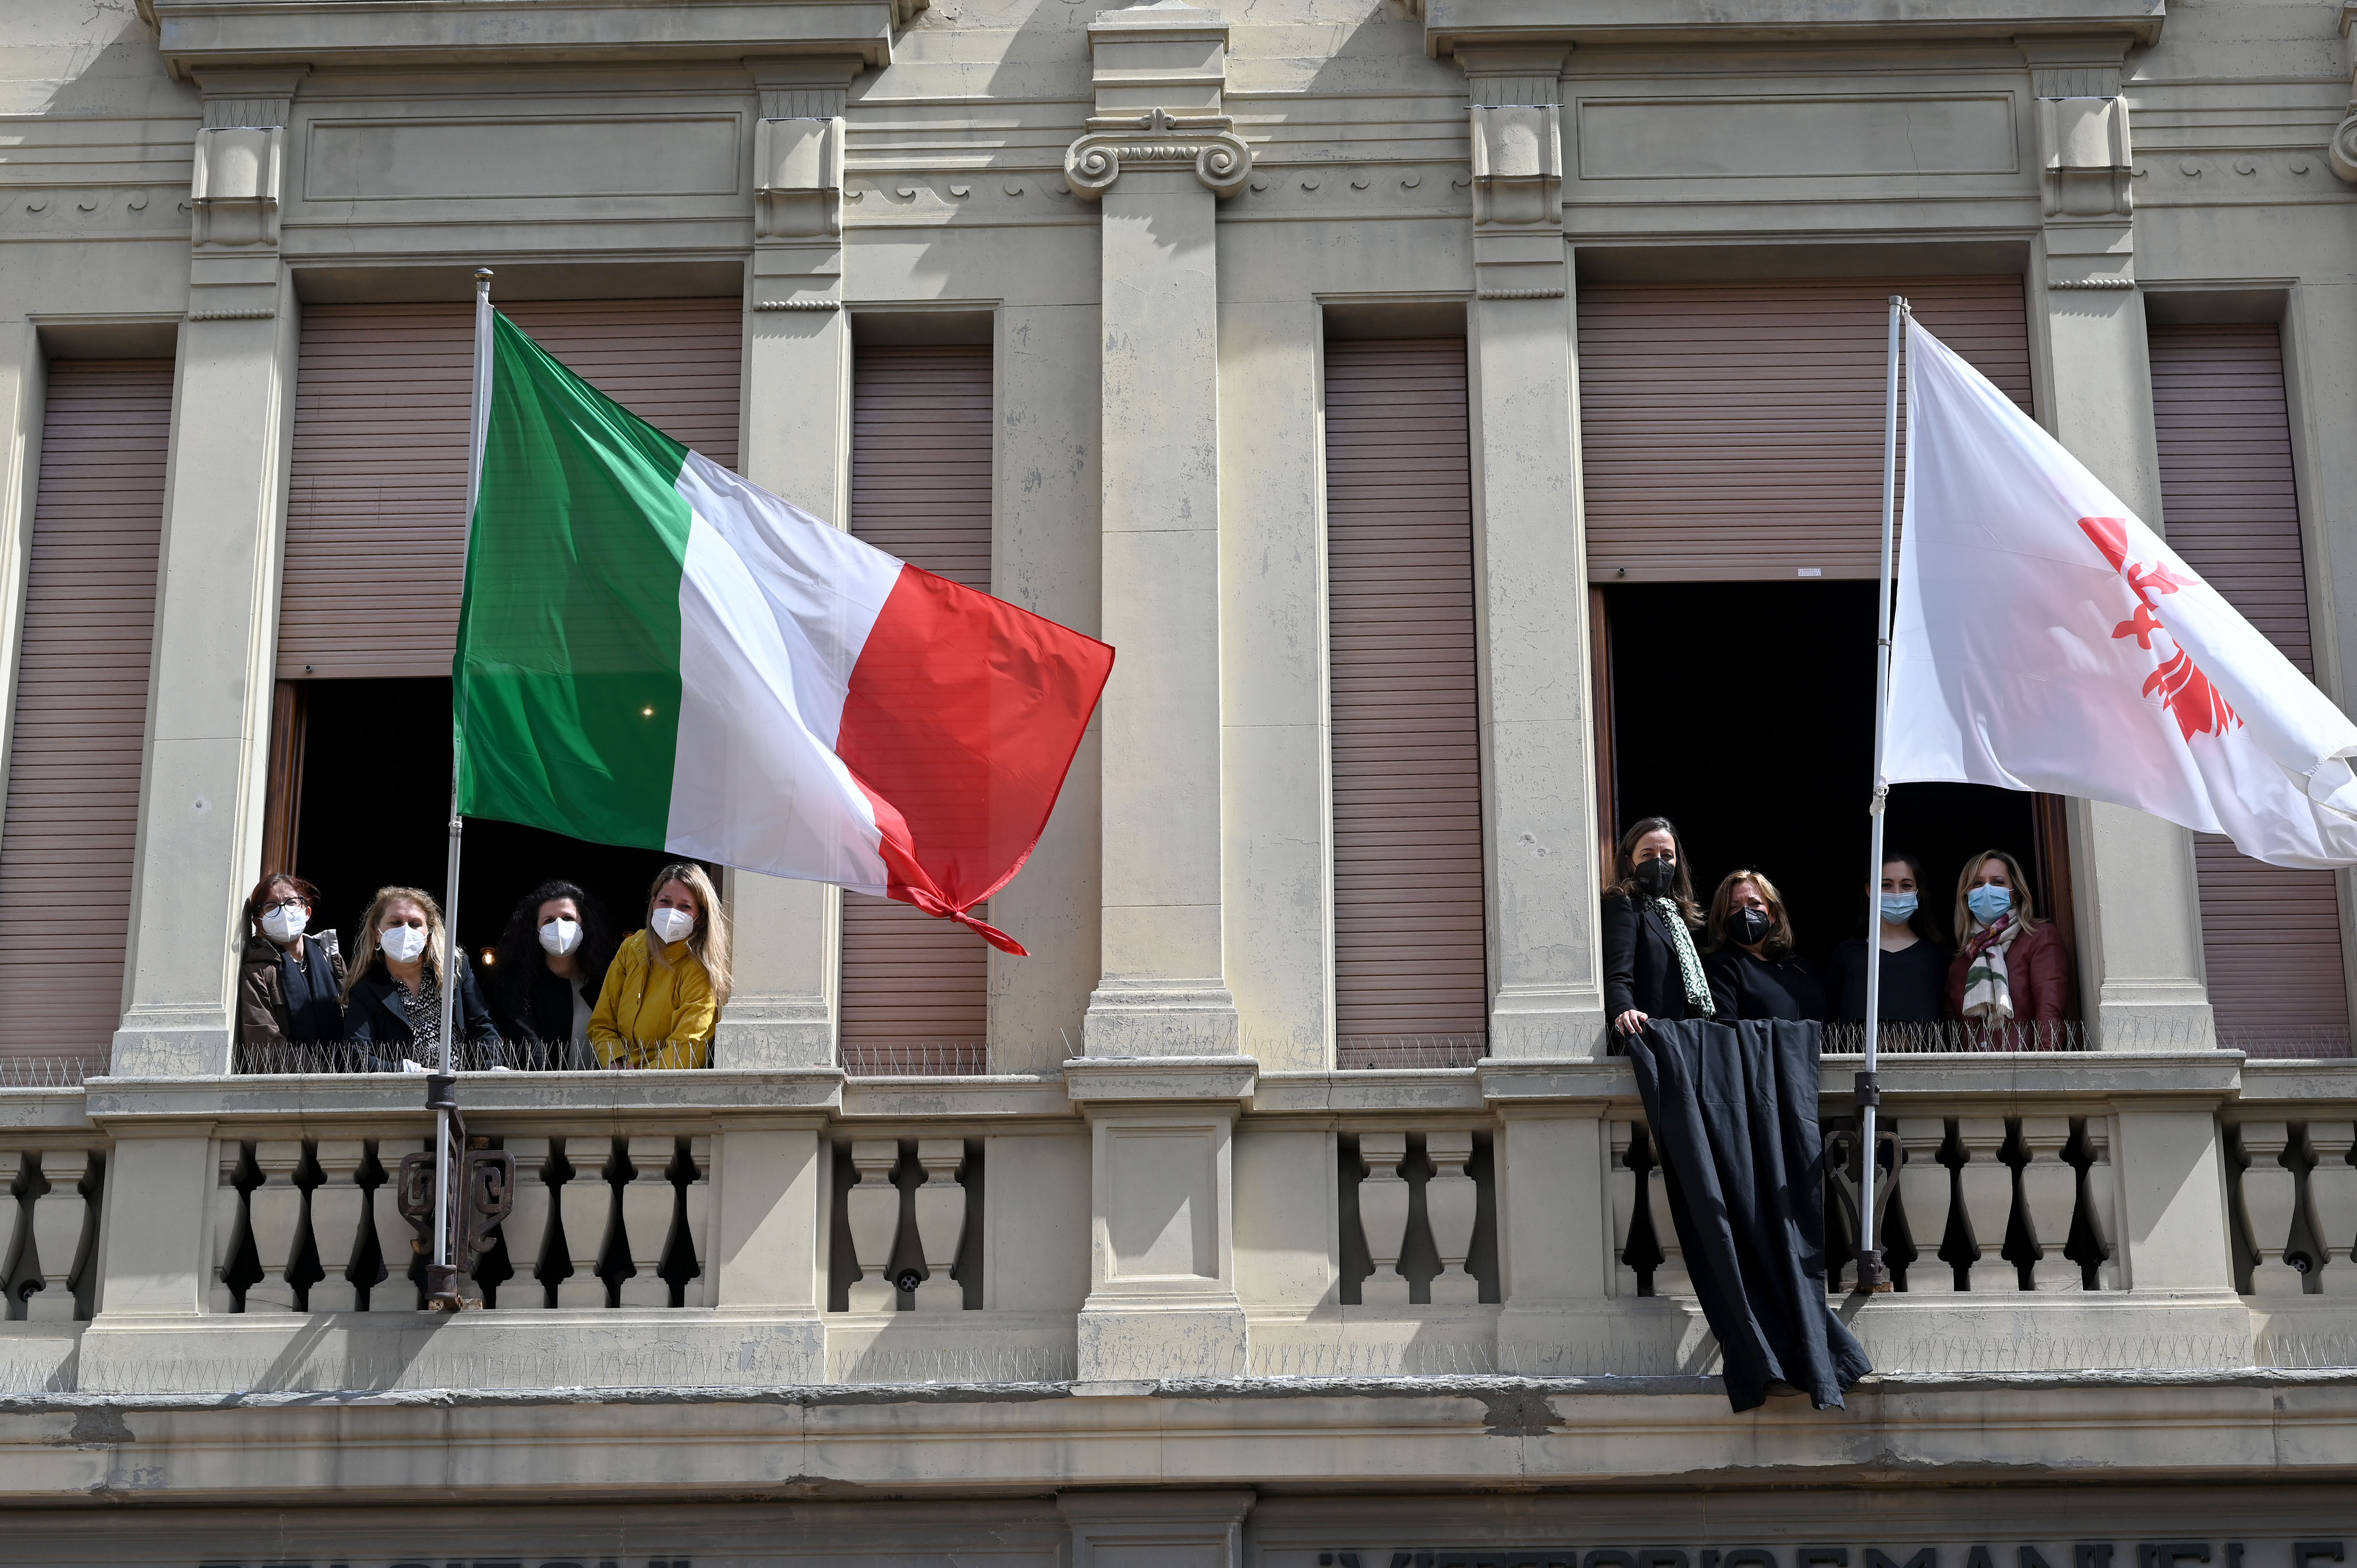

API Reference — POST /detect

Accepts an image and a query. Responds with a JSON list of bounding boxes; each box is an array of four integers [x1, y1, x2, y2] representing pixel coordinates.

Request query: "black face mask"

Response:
[[1633, 857, 1677, 896], [1727, 907, 1771, 947]]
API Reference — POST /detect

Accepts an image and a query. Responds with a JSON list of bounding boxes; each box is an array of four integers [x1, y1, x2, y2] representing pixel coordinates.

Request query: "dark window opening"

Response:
[[1603, 581, 2068, 1001], [287, 676, 697, 968]]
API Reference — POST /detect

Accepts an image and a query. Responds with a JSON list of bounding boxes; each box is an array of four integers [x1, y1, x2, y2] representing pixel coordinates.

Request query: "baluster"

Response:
[[910, 1138, 967, 1311], [1644, 1131, 1688, 1297], [1356, 1131, 1411, 1307], [24, 1151, 90, 1322], [0, 1153, 21, 1307], [1955, 1118, 2015, 1292], [557, 1136, 615, 1307], [371, 1139, 425, 1311], [243, 1139, 306, 1313], [2017, 1116, 2078, 1291], [1425, 1130, 1480, 1306], [2080, 1117, 2118, 1290], [1896, 1118, 1955, 1293], [617, 1135, 677, 1307], [2238, 1121, 2303, 1296], [499, 1137, 555, 1310], [308, 1140, 367, 1312], [209, 1144, 246, 1312], [1608, 1120, 1638, 1296], [676, 1136, 711, 1307], [2307, 1121, 2357, 1296], [844, 1140, 902, 1312]]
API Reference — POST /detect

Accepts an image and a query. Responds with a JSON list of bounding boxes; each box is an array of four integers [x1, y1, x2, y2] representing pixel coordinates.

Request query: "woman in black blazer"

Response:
[[1601, 815, 1718, 1039], [340, 885, 504, 1071]]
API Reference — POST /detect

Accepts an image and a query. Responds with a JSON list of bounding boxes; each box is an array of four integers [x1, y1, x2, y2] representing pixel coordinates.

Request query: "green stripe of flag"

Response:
[[453, 311, 694, 850]]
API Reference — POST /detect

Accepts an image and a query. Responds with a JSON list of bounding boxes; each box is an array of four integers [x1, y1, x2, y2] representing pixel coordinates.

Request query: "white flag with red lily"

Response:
[[1887, 316, 2357, 869]]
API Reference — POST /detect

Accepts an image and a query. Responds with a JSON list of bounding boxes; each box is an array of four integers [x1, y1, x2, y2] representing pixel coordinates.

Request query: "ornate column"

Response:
[[110, 68, 307, 1075], [1070, 1, 1250, 1058], [719, 57, 863, 1070], [2022, 38, 2214, 1050], [1458, 48, 1608, 1058], [2332, 2, 2357, 184]]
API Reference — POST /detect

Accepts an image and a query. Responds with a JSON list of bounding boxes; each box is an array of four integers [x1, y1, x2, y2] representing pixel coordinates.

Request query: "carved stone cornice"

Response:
[[1063, 108, 1252, 199]]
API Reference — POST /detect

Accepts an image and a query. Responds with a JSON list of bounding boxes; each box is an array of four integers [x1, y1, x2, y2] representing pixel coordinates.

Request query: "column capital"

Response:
[[188, 66, 307, 260], [1064, 107, 1252, 199], [2332, 2, 2357, 184]]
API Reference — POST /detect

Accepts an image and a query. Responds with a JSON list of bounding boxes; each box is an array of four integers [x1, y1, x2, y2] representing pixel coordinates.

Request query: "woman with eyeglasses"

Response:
[[235, 872, 348, 1060], [489, 879, 618, 1071], [340, 886, 502, 1071]]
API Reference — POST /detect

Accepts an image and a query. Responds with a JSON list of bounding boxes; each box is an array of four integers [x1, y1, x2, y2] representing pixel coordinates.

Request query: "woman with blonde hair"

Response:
[[1945, 848, 2069, 1038], [341, 886, 502, 1071], [1703, 868, 1825, 1023], [590, 862, 732, 1069]]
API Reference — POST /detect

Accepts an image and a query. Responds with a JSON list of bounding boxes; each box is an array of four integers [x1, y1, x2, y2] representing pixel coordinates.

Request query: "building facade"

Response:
[[3, 0, 2357, 1560]]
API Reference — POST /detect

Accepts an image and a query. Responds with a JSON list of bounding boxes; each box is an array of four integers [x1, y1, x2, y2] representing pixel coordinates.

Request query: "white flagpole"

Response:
[[1857, 293, 1908, 1292], [428, 265, 493, 1309]]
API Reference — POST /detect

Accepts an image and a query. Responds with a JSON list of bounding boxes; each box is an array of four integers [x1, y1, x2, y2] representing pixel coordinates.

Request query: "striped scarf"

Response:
[[1651, 896, 1716, 1016], [1961, 917, 2020, 1022]]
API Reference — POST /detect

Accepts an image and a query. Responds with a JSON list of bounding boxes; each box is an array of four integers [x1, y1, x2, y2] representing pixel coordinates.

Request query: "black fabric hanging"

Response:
[[1624, 1017, 1872, 1411]]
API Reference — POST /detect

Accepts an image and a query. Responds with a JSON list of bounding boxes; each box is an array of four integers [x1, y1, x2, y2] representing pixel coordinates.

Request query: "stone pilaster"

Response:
[[110, 68, 306, 1076], [2020, 38, 2214, 1051], [1072, 2, 1250, 1058], [715, 57, 866, 1071], [2331, 2, 2357, 184], [1458, 48, 1607, 1057]]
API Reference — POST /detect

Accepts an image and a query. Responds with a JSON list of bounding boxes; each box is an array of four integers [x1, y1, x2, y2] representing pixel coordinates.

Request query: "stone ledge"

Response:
[[1422, 0, 2167, 58], [82, 1069, 845, 1127], [1063, 1056, 1258, 1104]]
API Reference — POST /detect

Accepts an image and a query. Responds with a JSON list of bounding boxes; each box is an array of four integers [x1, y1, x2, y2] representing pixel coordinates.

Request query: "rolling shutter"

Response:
[[840, 345, 993, 1073], [0, 360, 171, 1062], [1577, 276, 2033, 581], [279, 299, 742, 679], [2150, 323, 2348, 1055], [1325, 338, 1488, 1064]]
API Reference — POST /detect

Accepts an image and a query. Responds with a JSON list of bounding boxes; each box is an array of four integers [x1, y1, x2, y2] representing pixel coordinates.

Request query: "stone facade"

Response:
[[5, 0, 2357, 1560]]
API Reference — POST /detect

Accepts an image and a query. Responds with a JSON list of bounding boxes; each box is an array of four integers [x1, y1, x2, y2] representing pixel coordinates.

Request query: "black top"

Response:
[[278, 934, 345, 1045], [1601, 891, 1713, 1023], [492, 960, 608, 1070], [1826, 936, 1948, 1023], [1704, 946, 1828, 1024], [343, 951, 502, 1070]]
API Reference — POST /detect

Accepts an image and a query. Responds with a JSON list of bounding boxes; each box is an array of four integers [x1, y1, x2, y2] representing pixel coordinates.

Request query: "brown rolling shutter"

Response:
[[2150, 323, 2348, 1054], [839, 345, 993, 1073], [1578, 276, 2033, 581], [1325, 338, 1488, 1065], [0, 360, 171, 1061], [279, 298, 741, 679]]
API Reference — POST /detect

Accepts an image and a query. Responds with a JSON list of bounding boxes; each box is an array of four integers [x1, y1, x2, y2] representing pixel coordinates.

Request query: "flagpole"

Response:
[[1857, 294, 1908, 1294], [427, 265, 493, 1310]]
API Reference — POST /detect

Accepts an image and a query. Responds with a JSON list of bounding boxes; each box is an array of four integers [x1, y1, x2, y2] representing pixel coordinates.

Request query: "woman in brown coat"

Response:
[[235, 872, 348, 1060], [1944, 849, 2069, 1047]]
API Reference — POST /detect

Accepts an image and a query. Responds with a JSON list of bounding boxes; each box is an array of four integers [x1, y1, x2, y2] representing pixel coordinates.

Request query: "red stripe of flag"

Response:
[[836, 564, 1114, 956]]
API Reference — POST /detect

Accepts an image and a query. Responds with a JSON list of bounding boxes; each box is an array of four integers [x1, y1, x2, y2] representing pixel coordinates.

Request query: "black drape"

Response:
[[1624, 1016, 1872, 1411]]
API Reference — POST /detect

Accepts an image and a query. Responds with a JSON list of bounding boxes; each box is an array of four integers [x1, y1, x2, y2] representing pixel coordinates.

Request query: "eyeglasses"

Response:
[[262, 899, 307, 912]]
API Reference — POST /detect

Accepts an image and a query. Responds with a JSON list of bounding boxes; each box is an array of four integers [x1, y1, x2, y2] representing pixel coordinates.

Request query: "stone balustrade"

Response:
[[0, 1052, 2344, 1392]]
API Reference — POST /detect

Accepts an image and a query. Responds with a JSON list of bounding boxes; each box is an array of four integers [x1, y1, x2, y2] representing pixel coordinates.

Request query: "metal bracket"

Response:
[[396, 1081, 515, 1310]]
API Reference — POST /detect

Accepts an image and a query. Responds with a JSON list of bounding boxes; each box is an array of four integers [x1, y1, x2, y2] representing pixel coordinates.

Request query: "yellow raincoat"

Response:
[[589, 929, 716, 1069]]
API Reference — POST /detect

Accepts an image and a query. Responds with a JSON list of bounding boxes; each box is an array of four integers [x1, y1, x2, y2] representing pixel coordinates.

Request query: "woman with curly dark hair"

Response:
[[489, 879, 617, 1069]]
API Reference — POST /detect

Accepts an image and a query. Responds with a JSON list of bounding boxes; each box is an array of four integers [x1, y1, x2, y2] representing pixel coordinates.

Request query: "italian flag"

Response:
[[453, 312, 1113, 953]]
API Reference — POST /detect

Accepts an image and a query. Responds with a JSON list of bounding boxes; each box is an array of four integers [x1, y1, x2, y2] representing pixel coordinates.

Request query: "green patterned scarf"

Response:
[[1651, 896, 1716, 1016]]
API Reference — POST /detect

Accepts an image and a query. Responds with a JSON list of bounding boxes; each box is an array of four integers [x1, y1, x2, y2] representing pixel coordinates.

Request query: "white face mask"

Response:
[[260, 906, 308, 944], [539, 917, 582, 956], [649, 906, 695, 945], [380, 923, 429, 964]]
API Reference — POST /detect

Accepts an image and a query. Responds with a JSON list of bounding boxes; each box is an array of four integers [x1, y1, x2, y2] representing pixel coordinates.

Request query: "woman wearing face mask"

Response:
[[235, 873, 348, 1060], [340, 886, 502, 1071], [1827, 853, 1950, 1027], [1945, 848, 2070, 1043], [490, 880, 617, 1071], [1702, 869, 1826, 1023], [1600, 817, 1717, 1040], [590, 863, 733, 1069]]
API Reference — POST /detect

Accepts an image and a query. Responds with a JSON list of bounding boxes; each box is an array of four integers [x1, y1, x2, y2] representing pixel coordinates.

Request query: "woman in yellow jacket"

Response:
[[592, 863, 732, 1069]]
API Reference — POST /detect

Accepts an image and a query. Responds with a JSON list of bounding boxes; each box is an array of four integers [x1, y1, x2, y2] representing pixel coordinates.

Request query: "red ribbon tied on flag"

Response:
[[2077, 516, 2241, 742]]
